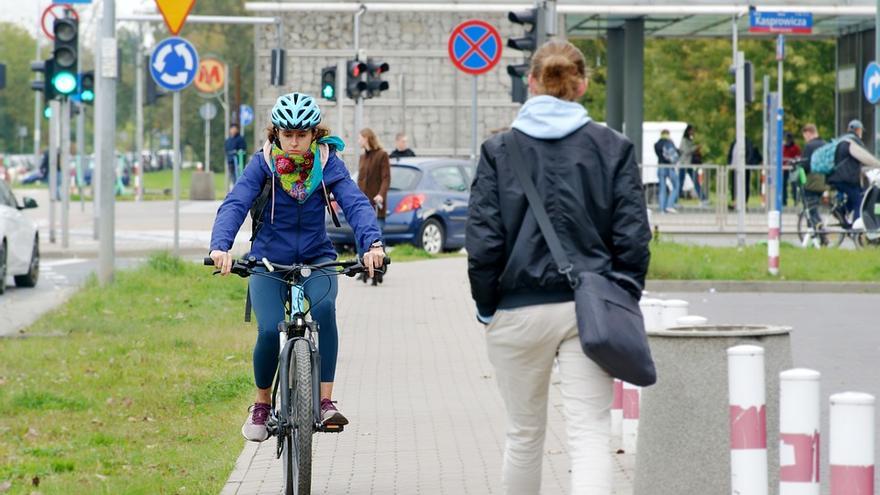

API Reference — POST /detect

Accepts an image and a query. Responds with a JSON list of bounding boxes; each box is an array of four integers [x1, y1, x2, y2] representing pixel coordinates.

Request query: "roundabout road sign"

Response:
[[150, 37, 199, 92], [448, 20, 503, 76]]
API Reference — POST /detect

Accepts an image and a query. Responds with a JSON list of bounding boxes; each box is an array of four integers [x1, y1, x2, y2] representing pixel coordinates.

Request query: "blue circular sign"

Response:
[[150, 37, 199, 92], [239, 104, 254, 127], [865, 62, 880, 105], [448, 20, 502, 75]]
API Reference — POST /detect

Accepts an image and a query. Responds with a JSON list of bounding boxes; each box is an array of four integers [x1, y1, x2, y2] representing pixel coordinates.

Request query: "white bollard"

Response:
[[661, 299, 689, 329], [611, 379, 623, 439], [622, 382, 641, 453], [768, 210, 781, 276], [676, 315, 708, 326], [829, 392, 875, 495], [728, 345, 768, 495], [639, 298, 663, 331], [779, 369, 821, 495]]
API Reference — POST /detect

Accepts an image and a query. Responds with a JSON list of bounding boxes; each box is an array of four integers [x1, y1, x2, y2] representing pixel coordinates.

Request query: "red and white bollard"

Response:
[[768, 210, 781, 276], [611, 379, 624, 439], [728, 344, 768, 495], [622, 381, 641, 453], [779, 368, 821, 495], [661, 299, 689, 329], [829, 392, 875, 495]]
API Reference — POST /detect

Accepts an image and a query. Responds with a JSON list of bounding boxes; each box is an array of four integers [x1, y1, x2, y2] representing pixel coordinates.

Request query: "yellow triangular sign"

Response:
[[155, 0, 197, 36]]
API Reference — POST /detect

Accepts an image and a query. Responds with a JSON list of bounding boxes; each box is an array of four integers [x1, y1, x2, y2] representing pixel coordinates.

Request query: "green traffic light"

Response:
[[44, 106, 52, 119], [81, 90, 94, 102], [322, 84, 335, 99], [52, 71, 77, 95]]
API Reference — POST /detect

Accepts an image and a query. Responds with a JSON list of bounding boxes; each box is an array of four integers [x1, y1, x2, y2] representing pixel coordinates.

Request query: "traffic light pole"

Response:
[[61, 99, 71, 249], [735, 50, 746, 248], [76, 102, 85, 212], [352, 5, 366, 162], [336, 60, 346, 148], [98, 0, 117, 285], [48, 99, 60, 244], [33, 40, 42, 180]]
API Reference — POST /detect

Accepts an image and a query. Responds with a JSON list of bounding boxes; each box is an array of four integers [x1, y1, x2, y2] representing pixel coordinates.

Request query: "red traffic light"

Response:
[[348, 61, 367, 78]]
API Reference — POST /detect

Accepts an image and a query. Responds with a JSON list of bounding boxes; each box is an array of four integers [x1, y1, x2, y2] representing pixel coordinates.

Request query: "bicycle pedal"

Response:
[[319, 424, 345, 433]]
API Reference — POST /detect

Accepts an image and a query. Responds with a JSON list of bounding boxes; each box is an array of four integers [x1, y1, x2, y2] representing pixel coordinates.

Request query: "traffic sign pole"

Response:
[[471, 76, 478, 164], [136, 25, 145, 201], [98, 0, 118, 285], [61, 98, 71, 249], [48, 99, 59, 244], [173, 91, 181, 255]]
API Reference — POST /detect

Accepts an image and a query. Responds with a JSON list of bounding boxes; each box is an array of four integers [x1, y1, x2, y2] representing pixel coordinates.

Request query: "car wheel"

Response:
[[418, 219, 445, 255], [0, 239, 6, 295], [14, 236, 39, 288]]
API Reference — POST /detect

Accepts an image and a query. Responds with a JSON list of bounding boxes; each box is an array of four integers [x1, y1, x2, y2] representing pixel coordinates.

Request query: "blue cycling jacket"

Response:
[[210, 145, 381, 264]]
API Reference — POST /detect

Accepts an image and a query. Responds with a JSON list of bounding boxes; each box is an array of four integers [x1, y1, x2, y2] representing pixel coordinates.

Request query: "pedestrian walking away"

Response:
[[677, 124, 705, 204], [654, 129, 680, 213], [389, 131, 416, 159], [225, 123, 248, 185], [467, 39, 651, 495], [208, 92, 385, 442], [800, 124, 827, 231], [356, 128, 391, 285]]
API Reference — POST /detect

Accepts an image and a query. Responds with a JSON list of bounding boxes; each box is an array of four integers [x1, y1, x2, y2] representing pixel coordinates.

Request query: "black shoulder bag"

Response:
[[503, 131, 656, 387]]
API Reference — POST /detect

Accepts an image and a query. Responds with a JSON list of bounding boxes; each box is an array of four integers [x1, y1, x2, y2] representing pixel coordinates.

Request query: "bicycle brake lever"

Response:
[[212, 270, 221, 276]]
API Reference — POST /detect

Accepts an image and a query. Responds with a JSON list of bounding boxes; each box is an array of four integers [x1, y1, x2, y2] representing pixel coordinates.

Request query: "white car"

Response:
[[0, 180, 39, 294]]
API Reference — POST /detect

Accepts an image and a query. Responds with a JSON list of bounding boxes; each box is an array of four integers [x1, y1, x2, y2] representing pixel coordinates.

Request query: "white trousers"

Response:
[[486, 301, 613, 495]]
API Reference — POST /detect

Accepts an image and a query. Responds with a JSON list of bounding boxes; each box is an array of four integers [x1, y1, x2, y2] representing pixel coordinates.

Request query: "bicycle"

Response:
[[794, 160, 853, 248], [204, 255, 389, 495]]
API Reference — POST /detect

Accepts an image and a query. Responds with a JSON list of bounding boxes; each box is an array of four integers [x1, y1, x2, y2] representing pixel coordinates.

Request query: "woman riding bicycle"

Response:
[[209, 92, 385, 442]]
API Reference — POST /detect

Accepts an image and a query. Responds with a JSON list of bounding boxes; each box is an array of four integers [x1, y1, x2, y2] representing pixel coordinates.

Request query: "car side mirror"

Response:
[[21, 197, 38, 209]]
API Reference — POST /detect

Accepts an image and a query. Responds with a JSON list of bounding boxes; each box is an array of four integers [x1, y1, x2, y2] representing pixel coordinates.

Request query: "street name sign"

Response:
[[749, 11, 813, 34]]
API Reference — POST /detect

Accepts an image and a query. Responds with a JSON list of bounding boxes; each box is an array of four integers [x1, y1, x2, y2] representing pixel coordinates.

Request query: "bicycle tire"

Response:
[[797, 205, 844, 248], [856, 232, 880, 248], [282, 339, 313, 495]]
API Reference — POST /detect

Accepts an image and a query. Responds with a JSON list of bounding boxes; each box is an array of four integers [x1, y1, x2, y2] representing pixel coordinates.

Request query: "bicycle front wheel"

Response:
[[282, 339, 313, 495], [797, 205, 844, 248]]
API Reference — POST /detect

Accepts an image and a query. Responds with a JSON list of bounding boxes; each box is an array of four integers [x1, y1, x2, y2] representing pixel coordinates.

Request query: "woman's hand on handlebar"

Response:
[[362, 246, 385, 278], [210, 250, 234, 276]]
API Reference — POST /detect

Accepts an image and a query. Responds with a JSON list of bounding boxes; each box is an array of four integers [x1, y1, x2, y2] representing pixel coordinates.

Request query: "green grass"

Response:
[[648, 241, 880, 281], [0, 252, 253, 494], [141, 169, 228, 200], [335, 243, 464, 264]]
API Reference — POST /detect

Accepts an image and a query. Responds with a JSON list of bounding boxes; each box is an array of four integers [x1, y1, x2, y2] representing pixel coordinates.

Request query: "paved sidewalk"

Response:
[[220, 258, 634, 495]]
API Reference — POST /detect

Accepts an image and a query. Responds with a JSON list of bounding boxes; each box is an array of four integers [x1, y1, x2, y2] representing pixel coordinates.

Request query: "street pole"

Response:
[[204, 115, 211, 173], [60, 99, 71, 248], [735, 50, 746, 247], [48, 99, 59, 244], [135, 26, 145, 201], [33, 40, 42, 177], [223, 63, 230, 186], [352, 5, 366, 164], [875, 0, 880, 156], [471, 76, 478, 164], [336, 59, 346, 147], [173, 91, 181, 255], [98, 0, 117, 285], [776, 35, 785, 214], [76, 102, 85, 212], [92, 36, 101, 241]]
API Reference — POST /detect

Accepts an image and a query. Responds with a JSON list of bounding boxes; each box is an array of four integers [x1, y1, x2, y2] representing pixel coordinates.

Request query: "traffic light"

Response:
[[0, 63, 5, 90], [79, 71, 94, 104], [31, 58, 58, 102], [271, 48, 285, 86], [364, 59, 390, 99], [507, 64, 529, 104], [145, 57, 167, 105], [729, 60, 755, 104], [51, 15, 79, 97], [346, 60, 367, 99], [321, 65, 337, 101], [507, 7, 545, 103]]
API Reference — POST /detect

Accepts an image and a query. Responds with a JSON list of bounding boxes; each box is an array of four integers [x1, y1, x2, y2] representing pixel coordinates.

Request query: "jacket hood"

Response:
[[511, 95, 590, 139]]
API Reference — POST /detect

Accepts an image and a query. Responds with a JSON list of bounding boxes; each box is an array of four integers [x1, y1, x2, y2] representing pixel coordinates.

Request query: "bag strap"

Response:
[[503, 131, 576, 286]]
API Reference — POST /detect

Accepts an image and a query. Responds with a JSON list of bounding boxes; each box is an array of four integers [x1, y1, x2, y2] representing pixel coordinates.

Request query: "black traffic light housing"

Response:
[[507, 7, 545, 103], [145, 56, 167, 105], [729, 60, 755, 104], [79, 71, 94, 104], [364, 59, 390, 98], [346, 60, 367, 99], [31, 58, 58, 102], [271, 48, 285, 86], [507, 64, 529, 104], [321, 65, 337, 101], [51, 16, 79, 97]]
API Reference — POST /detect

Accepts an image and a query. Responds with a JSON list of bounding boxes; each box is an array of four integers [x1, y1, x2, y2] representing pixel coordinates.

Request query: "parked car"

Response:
[[327, 157, 475, 254], [0, 180, 39, 294]]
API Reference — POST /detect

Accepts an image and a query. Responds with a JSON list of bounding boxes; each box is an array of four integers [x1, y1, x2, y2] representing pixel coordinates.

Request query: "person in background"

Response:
[[828, 119, 877, 222], [224, 123, 248, 184], [800, 124, 827, 238], [677, 124, 705, 204], [654, 129, 680, 213], [389, 132, 416, 159], [782, 132, 802, 206], [726, 138, 762, 209]]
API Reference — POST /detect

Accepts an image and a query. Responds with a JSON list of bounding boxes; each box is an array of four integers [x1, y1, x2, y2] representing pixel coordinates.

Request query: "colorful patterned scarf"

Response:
[[269, 142, 322, 203]]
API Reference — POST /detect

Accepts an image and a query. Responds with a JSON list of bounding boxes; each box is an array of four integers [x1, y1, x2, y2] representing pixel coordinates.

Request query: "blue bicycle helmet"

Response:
[[270, 92, 322, 130]]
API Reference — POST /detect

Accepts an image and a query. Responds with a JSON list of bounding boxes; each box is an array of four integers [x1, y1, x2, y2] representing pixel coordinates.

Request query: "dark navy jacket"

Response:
[[224, 134, 247, 163], [210, 147, 381, 263]]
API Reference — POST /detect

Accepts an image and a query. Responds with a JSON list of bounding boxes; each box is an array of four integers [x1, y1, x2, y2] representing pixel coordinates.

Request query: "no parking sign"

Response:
[[447, 20, 502, 76]]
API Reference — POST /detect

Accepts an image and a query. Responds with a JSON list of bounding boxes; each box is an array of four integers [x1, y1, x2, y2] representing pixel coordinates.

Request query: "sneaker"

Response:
[[320, 399, 349, 426], [664, 207, 678, 214], [241, 402, 271, 442]]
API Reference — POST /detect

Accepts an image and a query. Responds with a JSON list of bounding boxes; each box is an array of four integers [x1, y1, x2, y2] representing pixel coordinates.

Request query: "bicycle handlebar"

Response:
[[203, 255, 390, 279]]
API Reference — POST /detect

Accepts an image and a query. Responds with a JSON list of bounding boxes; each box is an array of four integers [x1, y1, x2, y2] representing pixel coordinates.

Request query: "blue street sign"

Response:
[[748, 11, 813, 34], [448, 20, 502, 75], [150, 37, 199, 92], [239, 104, 254, 127], [864, 62, 880, 105]]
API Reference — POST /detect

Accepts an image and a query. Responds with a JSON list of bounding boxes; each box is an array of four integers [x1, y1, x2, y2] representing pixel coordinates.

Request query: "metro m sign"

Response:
[[194, 57, 225, 96]]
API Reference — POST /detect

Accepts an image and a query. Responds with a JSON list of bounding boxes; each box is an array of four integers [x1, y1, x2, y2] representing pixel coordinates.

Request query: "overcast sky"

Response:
[[1, 0, 155, 45]]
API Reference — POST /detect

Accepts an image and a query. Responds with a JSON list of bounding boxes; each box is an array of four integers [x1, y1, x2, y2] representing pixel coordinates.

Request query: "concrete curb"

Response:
[[646, 280, 880, 293], [41, 247, 210, 259]]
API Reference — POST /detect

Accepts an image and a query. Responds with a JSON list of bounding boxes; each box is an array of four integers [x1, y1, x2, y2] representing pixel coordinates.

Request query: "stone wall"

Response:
[[253, 11, 525, 164]]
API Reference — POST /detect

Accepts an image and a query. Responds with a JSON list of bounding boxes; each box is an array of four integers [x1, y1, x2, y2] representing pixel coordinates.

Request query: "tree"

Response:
[[0, 23, 41, 154]]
